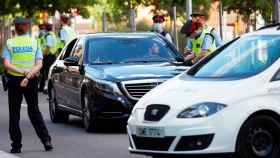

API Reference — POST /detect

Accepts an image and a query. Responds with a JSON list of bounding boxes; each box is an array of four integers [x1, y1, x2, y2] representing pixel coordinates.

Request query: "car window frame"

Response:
[[59, 38, 78, 60], [70, 38, 85, 65], [271, 67, 280, 82]]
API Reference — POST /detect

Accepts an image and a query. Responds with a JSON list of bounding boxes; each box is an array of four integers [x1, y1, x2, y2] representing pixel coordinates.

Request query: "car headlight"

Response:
[[95, 79, 122, 95], [177, 102, 227, 118]]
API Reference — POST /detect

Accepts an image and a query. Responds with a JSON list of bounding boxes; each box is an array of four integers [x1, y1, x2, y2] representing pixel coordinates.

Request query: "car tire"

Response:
[[236, 115, 280, 158], [49, 86, 69, 123], [82, 93, 97, 132]]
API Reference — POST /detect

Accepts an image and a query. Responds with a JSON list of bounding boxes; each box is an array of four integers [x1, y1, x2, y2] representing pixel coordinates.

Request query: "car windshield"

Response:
[[192, 35, 280, 78], [86, 36, 178, 64]]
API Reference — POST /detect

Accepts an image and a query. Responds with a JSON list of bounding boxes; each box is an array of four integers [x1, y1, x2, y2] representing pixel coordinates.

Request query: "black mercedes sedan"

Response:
[[48, 33, 187, 132]]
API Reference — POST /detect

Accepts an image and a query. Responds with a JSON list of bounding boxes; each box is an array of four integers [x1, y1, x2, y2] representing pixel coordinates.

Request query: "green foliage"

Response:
[[222, 0, 272, 23], [142, 0, 212, 19], [0, 0, 97, 18]]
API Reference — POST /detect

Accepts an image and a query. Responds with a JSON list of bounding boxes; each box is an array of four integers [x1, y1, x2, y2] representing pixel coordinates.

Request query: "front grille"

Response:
[[132, 135, 175, 151], [122, 79, 165, 100], [144, 104, 170, 121]]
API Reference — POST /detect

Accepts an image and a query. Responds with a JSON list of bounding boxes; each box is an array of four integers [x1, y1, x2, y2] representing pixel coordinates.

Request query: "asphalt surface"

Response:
[[0, 85, 145, 158]]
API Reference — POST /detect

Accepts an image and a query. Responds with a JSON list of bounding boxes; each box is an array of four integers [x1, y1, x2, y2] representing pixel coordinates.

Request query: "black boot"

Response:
[[43, 140, 53, 151], [10, 148, 21, 153]]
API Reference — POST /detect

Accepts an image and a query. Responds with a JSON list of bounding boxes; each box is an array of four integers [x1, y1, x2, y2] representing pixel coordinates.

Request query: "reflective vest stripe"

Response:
[[6, 36, 37, 76]]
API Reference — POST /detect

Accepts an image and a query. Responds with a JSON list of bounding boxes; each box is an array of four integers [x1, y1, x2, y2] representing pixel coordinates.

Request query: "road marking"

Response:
[[21, 104, 27, 108], [0, 150, 21, 158]]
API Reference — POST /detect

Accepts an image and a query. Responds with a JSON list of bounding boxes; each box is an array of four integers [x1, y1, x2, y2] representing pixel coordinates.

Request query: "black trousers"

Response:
[[7, 76, 51, 148], [39, 54, 56, 91]]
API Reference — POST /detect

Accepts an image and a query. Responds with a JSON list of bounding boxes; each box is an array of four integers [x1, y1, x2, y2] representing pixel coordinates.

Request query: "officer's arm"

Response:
[[60, 29, 66, 45], [44, 35, 52, 56], [3, 59, 26, 75], [26, 59, 43, 78], [25, 42, 44, 79], [184, 40, 195, 61]]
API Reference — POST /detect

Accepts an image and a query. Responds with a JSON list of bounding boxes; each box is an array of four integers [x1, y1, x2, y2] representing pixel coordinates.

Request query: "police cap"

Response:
[[152, 15, 165, 23], [180, 20, 194, 36], [191, 13, 205, 17]]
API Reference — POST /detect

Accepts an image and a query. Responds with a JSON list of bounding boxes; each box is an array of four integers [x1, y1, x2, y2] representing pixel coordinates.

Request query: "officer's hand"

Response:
[[183, 48, 192, 55], [20, 78, 29, 88], [23, 70, 30, 76], [184, 53, 195, 61], [26, 71, 36, 79]]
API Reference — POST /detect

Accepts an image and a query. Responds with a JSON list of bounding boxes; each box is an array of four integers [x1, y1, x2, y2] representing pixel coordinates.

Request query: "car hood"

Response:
[[136, 73, 266, 110], [85, 62, 188, 81]]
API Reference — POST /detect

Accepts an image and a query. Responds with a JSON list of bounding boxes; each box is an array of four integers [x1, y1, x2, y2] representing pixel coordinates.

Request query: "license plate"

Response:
[[136, 126, 165, 138]]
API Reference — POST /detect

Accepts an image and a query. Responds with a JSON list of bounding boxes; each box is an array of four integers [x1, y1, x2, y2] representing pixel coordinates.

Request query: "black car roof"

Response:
[[83, 32, 159, 39]]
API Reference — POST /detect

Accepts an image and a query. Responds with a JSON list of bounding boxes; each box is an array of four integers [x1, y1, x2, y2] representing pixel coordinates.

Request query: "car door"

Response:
[[64, 38, 85, 110], [52, 38, 78, 106]]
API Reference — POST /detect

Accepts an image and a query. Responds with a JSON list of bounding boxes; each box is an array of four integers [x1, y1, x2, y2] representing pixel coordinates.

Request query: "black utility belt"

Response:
[[6, 74, 38, 81]]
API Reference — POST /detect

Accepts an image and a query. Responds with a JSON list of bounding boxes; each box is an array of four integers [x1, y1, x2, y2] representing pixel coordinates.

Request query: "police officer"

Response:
[[38, 24, 46, 48], [59, 15, 77, 46], [39, 23, 58, 92], [2, 17, 53, 153], [151, 15, 173, 43], [181, 13, 223, 65]]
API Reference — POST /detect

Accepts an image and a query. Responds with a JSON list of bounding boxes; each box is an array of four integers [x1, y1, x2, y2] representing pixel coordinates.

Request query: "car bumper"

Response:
[[94, 91, 136, 120], [127, 111, 240, 155], [129, 150, 234, 158]]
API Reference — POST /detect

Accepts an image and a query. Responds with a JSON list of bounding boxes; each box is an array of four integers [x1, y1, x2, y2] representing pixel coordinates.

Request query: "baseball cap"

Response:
[[180, 20, 196, 36]]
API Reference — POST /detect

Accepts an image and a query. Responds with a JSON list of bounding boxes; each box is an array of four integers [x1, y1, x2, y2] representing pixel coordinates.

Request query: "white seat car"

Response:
[[127, 25, 280, 158]]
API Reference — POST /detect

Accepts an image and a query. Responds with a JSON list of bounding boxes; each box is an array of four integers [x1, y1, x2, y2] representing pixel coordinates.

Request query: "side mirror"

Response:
[[64, 56, 79, 66]]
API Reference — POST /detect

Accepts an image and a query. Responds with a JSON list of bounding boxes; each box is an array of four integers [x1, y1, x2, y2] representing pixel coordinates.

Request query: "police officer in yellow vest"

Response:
[[2, 17, 53, 153], [39, 23, 59, 92], [181, 13, 223, 65]]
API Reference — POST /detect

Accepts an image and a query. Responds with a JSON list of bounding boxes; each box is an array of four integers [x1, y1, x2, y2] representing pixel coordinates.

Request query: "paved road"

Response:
[[0, 86, 145, 158]]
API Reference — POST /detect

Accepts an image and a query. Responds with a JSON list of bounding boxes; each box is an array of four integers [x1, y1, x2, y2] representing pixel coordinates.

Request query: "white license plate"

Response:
[[136, 126, 165, 138]]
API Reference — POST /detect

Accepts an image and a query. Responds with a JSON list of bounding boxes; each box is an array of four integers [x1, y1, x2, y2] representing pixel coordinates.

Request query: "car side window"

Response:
[[60, 38, 78, 60], [71, 38, 84, 64], [272, 69, 280, 81]]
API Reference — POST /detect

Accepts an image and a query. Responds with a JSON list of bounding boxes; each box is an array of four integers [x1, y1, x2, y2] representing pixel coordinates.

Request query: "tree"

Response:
[[0, 0, 97, 18], [142, 0, 212, 19], [222, 0, 272, 31]]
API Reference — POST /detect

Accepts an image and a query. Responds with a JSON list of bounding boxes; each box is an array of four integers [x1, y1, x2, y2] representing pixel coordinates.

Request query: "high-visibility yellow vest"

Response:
[[6, 36, 38, 76], [191, 26, 216, 61], [38, 35, 46, 50], [45, 32, 59, 55]]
